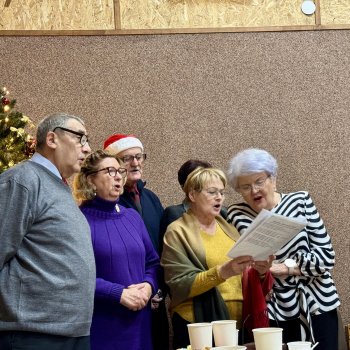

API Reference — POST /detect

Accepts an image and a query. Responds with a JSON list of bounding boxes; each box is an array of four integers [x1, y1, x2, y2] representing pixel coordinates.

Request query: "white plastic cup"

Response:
[[287, 341, 312, 350], [187, 322, 212, 350], [252, 327, 283, 350], [212, 320, 238, 346]]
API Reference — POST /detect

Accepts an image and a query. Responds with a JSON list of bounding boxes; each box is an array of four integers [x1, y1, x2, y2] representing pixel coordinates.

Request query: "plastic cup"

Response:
[[187, 322, 212, 350], [252, 327, 283, 350], [287, 341, 312, 350], [211, 346, 247, 350], [212, 320, 238, 346]]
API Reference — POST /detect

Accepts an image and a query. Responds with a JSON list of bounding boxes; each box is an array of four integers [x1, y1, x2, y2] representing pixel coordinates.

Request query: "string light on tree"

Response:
[[0, 86, 36, 174]]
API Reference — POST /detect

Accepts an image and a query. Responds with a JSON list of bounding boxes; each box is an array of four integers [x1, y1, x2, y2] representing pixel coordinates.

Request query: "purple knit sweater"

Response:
[[80, 196, 160, 350]]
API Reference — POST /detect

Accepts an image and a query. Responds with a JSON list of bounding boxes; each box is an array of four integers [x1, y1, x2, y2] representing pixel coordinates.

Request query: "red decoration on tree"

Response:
[[25, 137, 37, 157], [1, 96, 10, 105]]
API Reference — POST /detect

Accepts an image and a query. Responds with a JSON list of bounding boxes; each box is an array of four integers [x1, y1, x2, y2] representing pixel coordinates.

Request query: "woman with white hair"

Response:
[[226, 148, 340, 350]]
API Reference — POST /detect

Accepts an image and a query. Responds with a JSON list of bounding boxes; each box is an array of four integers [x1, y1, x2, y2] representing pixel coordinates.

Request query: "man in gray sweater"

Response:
[[0, 113, 96, 350]]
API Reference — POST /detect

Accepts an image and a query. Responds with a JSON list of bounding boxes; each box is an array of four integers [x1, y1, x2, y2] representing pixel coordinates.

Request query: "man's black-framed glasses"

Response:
[[53, 126, 89, 146], [88, 167, 127, 178], [120, 153, 147, 164]]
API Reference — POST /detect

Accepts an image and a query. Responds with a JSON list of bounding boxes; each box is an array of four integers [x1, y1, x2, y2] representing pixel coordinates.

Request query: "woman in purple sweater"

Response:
[[73, 150, 160, 350]]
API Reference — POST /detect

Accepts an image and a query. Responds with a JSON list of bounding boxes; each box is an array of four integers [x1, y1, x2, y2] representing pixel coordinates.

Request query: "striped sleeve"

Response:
[[227, 191, 340, 322], [275, 191, 335, 277]]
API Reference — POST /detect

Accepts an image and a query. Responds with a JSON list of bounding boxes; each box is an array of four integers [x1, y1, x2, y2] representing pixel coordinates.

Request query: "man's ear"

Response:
[[46, 131, 57, 149]]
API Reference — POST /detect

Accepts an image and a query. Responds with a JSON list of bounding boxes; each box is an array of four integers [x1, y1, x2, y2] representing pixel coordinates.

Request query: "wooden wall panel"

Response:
[[0, 0, 115, 30], [321, 0, 350, 25], [119, 0, 315, 30], [1, 0, 350, 33]]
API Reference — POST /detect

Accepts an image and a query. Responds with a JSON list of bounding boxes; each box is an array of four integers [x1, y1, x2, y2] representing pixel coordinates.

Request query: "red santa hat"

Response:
[[103, 134, 144, 155]]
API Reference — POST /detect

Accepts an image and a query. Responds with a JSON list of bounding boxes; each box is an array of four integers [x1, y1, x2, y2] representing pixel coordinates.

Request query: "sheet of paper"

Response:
[[227, 209, 307, 260]]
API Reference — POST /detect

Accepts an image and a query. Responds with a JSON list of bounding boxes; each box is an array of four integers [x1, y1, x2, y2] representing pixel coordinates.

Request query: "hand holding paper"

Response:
[[227, 209, 307, 260], [218, 255, 254, 280]]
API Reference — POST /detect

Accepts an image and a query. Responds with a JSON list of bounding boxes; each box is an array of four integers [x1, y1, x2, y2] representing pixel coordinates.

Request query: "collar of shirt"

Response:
[[30, 152, 62, 180], [125, 183, 140, 195]]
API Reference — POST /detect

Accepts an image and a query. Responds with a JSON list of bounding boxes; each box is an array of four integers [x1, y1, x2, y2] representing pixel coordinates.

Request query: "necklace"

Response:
[[115, 204, 120, 213]]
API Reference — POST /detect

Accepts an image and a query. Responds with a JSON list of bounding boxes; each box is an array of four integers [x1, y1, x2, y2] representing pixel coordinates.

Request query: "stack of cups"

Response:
[[252, 327, 283, 350], [187, 323, 213, 350], [187, 320, 242, 350], [212, 320, 239, 347]]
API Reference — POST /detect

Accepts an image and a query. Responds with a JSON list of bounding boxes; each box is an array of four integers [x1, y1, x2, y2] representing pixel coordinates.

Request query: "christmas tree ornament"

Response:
[[0, 86, 35, 174], [1, 96, 10, 105]]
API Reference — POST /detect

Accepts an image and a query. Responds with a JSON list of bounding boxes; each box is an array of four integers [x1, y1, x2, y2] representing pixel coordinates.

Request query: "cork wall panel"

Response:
[[0, 0, 115, 30], [119, 0, 315, 30], [321, 0, 350, 25], [0, 31, 349, 325]]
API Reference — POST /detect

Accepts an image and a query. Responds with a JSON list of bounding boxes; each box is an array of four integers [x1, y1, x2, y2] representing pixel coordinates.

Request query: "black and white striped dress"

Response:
[[227, 191, 340, 340]]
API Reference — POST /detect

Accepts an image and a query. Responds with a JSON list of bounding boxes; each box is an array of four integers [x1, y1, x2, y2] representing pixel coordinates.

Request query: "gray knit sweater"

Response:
[[0, 161, 96, 337]]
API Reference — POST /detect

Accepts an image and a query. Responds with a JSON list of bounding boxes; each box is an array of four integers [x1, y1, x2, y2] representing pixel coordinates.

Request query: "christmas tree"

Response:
[[0, 86, 36, 174]]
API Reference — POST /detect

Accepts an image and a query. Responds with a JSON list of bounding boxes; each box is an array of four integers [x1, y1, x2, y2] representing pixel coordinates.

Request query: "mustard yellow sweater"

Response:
[[169, 222, 243, 327]]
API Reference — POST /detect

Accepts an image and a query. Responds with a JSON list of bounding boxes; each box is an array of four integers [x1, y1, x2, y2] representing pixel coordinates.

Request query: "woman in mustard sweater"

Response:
[[161, 167, 273, 349]]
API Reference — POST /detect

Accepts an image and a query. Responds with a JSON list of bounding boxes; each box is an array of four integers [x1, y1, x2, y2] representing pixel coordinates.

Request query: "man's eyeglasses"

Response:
[[88, 167, 127, 178], [238, 176, 271, 194], [120, 153, 147, 164], [53, 126, 89, 146], [203, 188, 226, 198]]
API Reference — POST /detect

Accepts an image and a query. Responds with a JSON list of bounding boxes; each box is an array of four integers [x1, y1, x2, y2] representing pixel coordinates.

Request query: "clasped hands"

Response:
[[219, 255, 275, 280], [121, 282, 153, 311]]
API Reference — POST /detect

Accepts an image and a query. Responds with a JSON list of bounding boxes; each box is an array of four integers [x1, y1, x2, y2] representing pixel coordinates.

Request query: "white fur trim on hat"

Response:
[[105, 136, 143, 155]]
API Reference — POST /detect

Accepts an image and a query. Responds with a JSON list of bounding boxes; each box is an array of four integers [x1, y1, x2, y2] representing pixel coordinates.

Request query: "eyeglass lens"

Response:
[[79, 134, 88, 146], [107, 167, 127, 177], [240, 176, 269, 193], [121, 153, 146, 163], [205, 188, 225, 197]]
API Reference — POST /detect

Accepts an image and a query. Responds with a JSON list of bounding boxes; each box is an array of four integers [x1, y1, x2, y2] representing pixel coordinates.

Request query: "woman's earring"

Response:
[[93, 187, 97, 197]]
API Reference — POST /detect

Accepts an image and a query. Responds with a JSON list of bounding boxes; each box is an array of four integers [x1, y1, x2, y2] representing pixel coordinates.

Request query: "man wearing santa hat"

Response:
[[103, 133, 169, 350]]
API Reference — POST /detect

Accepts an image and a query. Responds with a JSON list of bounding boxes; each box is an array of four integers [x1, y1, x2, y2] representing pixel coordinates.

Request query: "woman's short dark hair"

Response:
[[178, 159, 212, 188]]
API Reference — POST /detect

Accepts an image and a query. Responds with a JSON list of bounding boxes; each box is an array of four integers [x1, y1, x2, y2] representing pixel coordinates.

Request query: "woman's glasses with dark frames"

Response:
[[88, 167, 127, 178]]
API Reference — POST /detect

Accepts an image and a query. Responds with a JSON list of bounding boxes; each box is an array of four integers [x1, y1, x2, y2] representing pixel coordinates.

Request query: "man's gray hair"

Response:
[[36, 112, 85, 149]]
